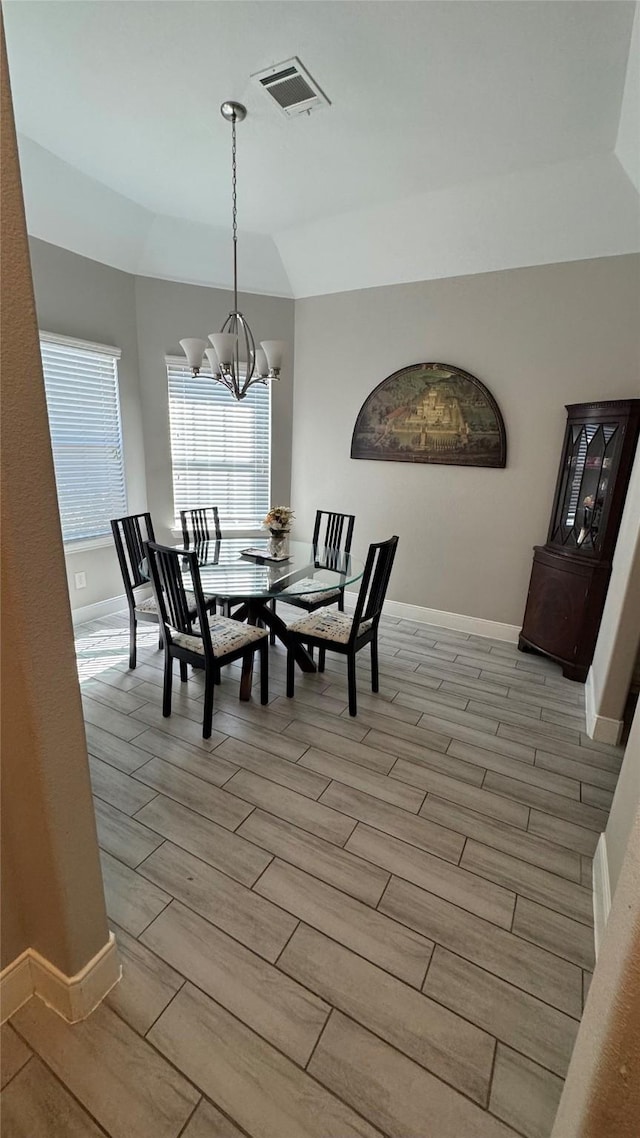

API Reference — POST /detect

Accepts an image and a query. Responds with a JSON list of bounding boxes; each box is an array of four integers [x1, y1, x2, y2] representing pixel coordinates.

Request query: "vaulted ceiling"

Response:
[[4, 1, 639, 297]]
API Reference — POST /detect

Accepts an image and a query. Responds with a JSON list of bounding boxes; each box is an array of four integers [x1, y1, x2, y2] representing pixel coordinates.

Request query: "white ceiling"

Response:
[[3, 0, 639, 296]]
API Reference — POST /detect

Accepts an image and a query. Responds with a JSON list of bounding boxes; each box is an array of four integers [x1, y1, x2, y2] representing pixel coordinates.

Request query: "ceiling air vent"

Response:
[[252, 58, 330, 118]]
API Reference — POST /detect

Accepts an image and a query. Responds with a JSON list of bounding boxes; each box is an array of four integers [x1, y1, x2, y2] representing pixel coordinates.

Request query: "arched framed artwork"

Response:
[[351, 363, 507, 468]]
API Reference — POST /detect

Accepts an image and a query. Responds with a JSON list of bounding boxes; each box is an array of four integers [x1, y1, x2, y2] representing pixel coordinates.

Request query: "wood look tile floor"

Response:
[[4, 610, 626, 1138]]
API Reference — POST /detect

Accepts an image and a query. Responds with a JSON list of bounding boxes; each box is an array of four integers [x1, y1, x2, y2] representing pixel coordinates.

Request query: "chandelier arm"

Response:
[[216, 370, 236, 396], [231, 352, 242, 395], [243, 375, 266, 395], [239, 318, 256, 398]]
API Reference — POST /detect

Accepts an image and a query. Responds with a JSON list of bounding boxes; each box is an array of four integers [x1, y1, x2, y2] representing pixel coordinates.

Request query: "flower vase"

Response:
[[268, 529, 290, 558]]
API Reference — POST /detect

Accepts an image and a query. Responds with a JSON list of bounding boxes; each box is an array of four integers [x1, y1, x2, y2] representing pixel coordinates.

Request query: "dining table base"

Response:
[[230, 598, 316, 700]]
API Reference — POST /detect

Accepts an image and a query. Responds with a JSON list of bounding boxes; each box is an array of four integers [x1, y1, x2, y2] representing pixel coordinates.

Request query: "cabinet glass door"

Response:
[[551, 422, 620, 552]]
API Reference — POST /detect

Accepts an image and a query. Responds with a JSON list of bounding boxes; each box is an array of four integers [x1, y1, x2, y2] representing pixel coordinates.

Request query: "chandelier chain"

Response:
[[231, 113, 238, 314]]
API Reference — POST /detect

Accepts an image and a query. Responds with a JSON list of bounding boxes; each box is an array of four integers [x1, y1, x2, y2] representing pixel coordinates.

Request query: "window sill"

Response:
[[64, 536, 113, 555]]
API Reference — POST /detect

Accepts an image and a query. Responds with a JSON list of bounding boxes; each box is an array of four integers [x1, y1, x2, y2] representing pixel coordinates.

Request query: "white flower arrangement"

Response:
[[264, 506, 295, 533]]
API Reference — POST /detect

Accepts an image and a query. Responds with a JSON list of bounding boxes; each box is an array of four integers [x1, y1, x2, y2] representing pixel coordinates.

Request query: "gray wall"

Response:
[[588, 448, 640, 735], [28, 238, 294, 608], [292, 254, 640, 627], [28, 238, 640, 626], [133, 274, 294, 541], [28, 238, 147, 609]]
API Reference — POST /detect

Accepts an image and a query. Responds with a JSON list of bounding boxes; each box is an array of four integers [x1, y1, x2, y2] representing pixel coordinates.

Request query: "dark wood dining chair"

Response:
[[180, 506, 221, 547], [144, 541, 268, 739], [111, 512, 162, 669], [269, 509, 356, 643], [180, 508, 235, 615], [286, 535, 398, 716]]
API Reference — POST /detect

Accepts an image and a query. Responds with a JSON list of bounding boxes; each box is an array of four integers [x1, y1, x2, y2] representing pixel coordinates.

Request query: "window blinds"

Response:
[[40, 334, 126, 543], [167, 360, 271, 528]]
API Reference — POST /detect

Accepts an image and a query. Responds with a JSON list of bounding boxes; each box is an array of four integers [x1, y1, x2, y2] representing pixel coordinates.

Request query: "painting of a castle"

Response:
[[351, 363, 506, 468]]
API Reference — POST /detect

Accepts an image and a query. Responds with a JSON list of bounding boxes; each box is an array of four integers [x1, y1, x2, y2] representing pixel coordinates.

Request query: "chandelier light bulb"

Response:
[[208, 332, 236, 370], [261, 340, 285, 378], [255, 348, 269, 378], [204, 347, 221, 376], [179, 338, 207, 373]]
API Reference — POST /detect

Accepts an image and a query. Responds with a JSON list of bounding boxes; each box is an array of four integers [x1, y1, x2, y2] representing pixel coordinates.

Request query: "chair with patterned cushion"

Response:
[[111, 512, 164, 669], [144, 541, 268, 738], [180, 506, 221, 548], [286, 536, 398, 716], [111, 512, 217, 668], [269, 509, 356, 644], [180, 507, 231, 613]]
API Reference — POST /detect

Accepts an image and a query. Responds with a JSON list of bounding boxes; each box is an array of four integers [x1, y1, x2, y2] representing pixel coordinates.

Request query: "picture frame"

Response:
[[350, 362, 507, 468]]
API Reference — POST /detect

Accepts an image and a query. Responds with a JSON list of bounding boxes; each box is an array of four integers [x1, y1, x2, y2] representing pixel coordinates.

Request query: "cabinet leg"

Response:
[[561, 663, 588, 683], [518, 636, 535, 654]]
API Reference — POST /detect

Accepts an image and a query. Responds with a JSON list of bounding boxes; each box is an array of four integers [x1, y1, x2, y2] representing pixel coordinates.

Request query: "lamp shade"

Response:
[[209, 333, 236, 368], [180, 338, 207, 370], [204, 348, 221, 376], [261, 340, 285, 372], [255, 348, 269, 378]]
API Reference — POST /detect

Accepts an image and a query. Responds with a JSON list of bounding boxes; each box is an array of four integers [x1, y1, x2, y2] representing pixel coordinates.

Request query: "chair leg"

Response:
[[158, 621, 164, 651], [240, 652, 253, 698], [338, 590, 345, 612], [260, 640, 269, 705], [270, 599, 276, 645], [179, 660, 188, 682], [286, 644, 295, 698], [202, 672, 215, 739], [318, 646, 326, 673], [129, 613, 137, 670], [370, 637, 379, 693], [162, 654, 173, 717], [347, 653, 357, 716]]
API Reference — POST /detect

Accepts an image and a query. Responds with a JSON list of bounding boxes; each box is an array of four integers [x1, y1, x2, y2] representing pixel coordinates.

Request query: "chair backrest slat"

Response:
[[145, 541, 214, 658], [111, 513, 156, 595], [351, 536, 399, 638], [180, 507, 221, 548], [312, 510, 355, 558]]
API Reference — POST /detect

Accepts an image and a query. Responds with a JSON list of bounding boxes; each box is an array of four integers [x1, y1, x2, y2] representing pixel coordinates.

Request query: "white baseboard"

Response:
[[344, 592, 519, 643], [592, 832, 612, 958], [1, 933, 121, 1024], [71, 592, 129, 626], [383, 598, 520, 642], [77, 588, 521, 644], [585, 669, 624, 745]]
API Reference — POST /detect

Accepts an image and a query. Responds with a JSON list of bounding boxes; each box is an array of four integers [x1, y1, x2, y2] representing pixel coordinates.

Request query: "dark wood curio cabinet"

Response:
[[519, 399, 640, 681]]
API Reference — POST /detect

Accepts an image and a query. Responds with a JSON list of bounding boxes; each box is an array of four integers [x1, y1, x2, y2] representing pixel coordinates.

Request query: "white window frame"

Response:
[[166, 356, 271, 537], [39, 331, 127, 550]]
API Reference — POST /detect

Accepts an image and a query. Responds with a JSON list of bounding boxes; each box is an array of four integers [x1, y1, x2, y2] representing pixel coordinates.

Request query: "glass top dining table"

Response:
[[153, 537, 365, 698], [172, 537, 364, 601]]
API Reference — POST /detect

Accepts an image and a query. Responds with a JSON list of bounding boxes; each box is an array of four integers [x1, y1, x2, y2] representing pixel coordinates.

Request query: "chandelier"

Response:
[[180, 101, 284, 401]]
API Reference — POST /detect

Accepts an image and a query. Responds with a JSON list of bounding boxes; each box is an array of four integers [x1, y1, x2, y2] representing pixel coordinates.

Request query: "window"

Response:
[[167, 359, 271, 529], [40, 333, 127, 543]]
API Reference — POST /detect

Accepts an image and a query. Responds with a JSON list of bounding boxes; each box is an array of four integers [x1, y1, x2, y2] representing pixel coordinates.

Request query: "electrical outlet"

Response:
[[74, 572, 87, 590]]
